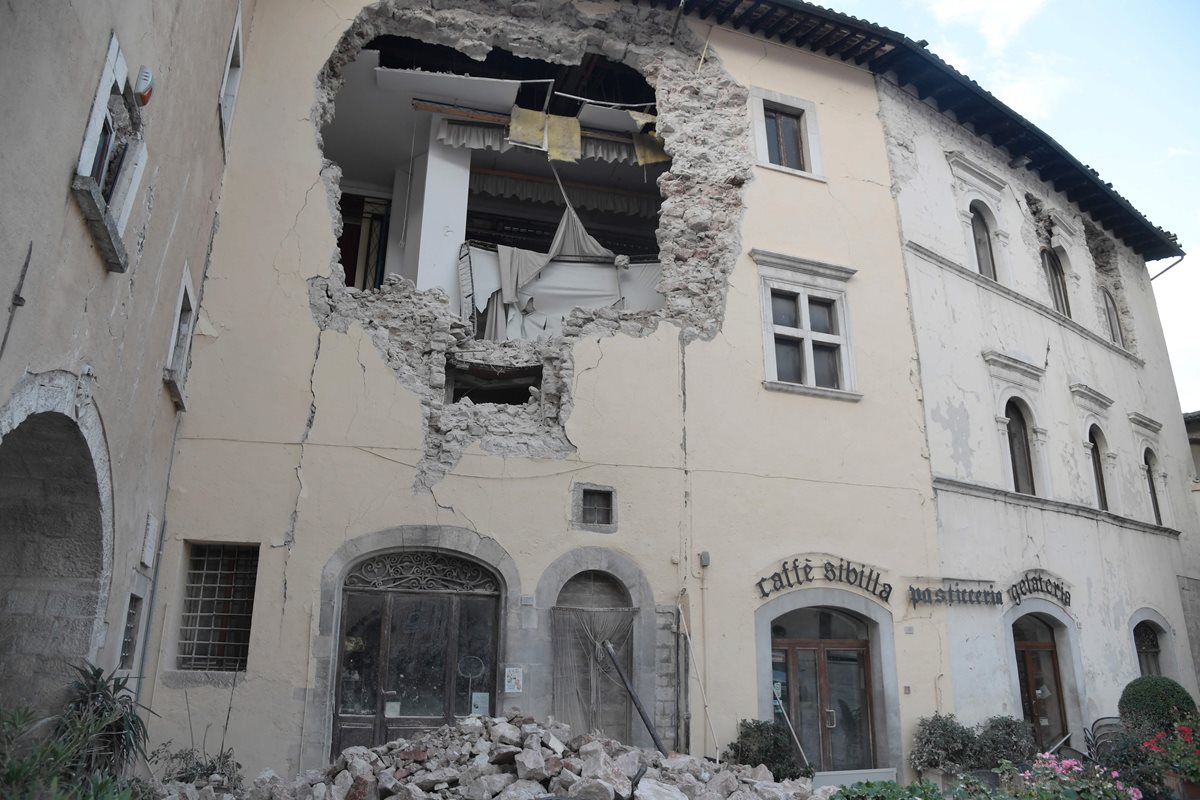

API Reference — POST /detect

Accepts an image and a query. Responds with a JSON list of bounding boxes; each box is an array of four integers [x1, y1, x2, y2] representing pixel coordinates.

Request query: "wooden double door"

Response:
[[772, 638, 874, 772], [333, 552, 500, 754], [1013, 614, 1067, 751]]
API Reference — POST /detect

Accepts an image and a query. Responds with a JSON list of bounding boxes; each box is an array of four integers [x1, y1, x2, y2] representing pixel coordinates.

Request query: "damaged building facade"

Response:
[[4, 0, 1199, 787]]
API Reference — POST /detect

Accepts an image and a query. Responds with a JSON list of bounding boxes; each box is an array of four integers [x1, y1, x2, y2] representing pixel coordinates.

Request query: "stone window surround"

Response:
[[1001, 598, 1087, 752], [218, 5, 244, 153], [753, 249, 862, 403], [1129, 607, 1179, 682], [571, 481, 617, 533], [163, 268, 197, 411], [905, 242, 1142, 365], [749, 87, 825, 183], [72, 33, 148, 274], [301, 529, 660, 768], [947, 152, 1011, 284], [753, 585, 901, 772]]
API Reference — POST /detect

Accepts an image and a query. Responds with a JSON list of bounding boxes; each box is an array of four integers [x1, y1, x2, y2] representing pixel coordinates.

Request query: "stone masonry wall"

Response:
[[306, 0, 752, 491]]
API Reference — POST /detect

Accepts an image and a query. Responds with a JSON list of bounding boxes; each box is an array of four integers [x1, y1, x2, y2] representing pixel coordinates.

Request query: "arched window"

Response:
[[1144, 449, 1162, 525], [1134, 621, 1162, 676], [1088, 426, 1108, 511], [1042, 249, 1071, 317], [1102, 289, 1124, 347], [1006, 400, 1036, 495], [970, 202, 997, 280]]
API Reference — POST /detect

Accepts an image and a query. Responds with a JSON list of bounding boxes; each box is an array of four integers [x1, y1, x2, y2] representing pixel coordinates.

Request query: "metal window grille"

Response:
[[119, 594, 143, 669], [581, 489, 613, 525], [177, 544, 259, 671]]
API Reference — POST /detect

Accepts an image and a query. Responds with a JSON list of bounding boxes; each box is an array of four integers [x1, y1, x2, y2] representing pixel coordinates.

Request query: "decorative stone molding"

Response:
[[983, 350, 1045, 387], [1069, 383, 1114, 416], [750, 248, 857, 284], [1128, 412, 1163, 435]]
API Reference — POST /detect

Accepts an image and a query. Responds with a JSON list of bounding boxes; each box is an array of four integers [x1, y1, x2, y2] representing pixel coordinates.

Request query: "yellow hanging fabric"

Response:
[[546, 114, 582, 162], [633, 131, 669, 165], [508, 105, 546, 148]]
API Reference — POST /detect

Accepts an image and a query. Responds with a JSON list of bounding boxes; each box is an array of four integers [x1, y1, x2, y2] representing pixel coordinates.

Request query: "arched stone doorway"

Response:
[[333, 550, 503, 752], [770, 606, 874, 772], [0, 411, 104, 712], [551, 570, 636, 742], [1012, 613, 1068, 751]]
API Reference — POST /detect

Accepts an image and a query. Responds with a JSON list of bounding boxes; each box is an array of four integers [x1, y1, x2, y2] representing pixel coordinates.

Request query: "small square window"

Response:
[[572, 484, 617, 532], [119, 594, 144, 670], [177, 543, 259, 672], [581, 489, 613, 525], [752, 89, 822, 178]]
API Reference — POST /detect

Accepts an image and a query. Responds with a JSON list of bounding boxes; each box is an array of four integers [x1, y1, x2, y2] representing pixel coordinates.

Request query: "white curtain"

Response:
[[470, 172, 657, 218], [617, 262, 664, 312], [436, 119, 512, 152]]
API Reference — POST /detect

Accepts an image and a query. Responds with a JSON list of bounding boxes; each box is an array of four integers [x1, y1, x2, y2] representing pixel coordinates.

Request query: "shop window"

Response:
[[177, 543, 259, 672], [552, 571, 635, 742], [1013, 614, 1068, 751], [1042, 249, 1071, 317], [1102, 289, 1124, 347], [72, 33, 148, 273], [1144, 448, 1163, 525], [751, 88, 822, 178], [970, 202, 998, 281], [1006, 400, 1036, 495], [771, 606, 873, 772], [219, 7, 244, 147], [119, 593, 144, 670], [1088, 426, 1109, 511], [1134, 621, 1162, 677], [163, 273, 197, 411]]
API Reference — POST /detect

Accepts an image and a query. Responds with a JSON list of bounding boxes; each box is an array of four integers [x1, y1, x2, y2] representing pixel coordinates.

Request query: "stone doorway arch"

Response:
[[0, 370, 113, 713]]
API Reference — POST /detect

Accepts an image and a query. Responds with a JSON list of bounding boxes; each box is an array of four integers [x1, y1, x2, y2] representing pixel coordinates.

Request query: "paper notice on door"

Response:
[[504, 666, 523, 693], [1039, 717, 1049, 726], [471, 692, 490, 715], [385, 701, 401, 718]]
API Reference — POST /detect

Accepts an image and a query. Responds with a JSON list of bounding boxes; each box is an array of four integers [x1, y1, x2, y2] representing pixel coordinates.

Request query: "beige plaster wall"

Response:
[[0, 1, 249, 684], [145, 0, 940, 779]]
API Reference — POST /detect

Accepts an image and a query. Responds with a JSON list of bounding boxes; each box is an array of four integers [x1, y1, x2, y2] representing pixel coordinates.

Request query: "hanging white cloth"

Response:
[[496, 204, 613, 305], [436, 119, 513, 152], [617, 261, 664, 311]]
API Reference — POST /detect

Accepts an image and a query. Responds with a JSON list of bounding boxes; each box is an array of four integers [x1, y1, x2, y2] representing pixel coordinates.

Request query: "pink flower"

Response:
[[1112, 771, 1121, 778]]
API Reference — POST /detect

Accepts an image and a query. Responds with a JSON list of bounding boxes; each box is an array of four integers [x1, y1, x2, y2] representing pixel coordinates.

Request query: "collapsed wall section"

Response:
[[307, 0, 752, 489]]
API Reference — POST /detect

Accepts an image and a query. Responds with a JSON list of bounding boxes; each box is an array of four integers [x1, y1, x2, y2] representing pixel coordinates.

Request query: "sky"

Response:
[[829, 0, 1200, 412]]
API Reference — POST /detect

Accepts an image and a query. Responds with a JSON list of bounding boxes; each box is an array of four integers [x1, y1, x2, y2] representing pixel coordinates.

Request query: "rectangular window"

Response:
[[751, 88, 822, 178], [72, 33, 149, 273], [764, 284, 848, 390], [119, 594, 144, 670], [218, 7, 244, 148], [177, 543, 259, 672], [163, 273, 197, 410]]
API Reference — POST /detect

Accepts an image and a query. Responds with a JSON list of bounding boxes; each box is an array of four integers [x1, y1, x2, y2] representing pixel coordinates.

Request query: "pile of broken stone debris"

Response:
[[159, 713, 835, 800]]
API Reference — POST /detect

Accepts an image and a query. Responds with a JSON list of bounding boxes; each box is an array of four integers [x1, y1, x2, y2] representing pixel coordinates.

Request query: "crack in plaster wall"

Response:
[[304, 0, 752, 490]]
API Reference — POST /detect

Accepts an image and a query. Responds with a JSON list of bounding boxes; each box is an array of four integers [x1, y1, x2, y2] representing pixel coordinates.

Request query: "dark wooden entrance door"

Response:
[[1013, 614, 1067, 750], [334, 552, 500, 754], [771, 607, 874, 772]]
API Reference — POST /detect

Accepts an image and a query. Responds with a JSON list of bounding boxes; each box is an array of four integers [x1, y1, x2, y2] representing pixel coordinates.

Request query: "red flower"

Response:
[[1178, 725, 1194, 744]]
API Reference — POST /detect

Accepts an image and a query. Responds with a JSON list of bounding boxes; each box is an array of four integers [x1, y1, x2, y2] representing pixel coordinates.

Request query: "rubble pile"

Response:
[[161, 713, 835, 800]]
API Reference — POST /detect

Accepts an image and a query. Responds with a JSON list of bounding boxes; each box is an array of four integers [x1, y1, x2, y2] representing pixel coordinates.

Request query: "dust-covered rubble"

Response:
[[158, 713, 834, 800]]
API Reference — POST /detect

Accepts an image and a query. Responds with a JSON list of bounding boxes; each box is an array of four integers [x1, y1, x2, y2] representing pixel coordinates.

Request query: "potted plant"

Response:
[[1001, 752, 1143, 800], [1141, 723, 1200, 799], [908, 713, 976, 788]]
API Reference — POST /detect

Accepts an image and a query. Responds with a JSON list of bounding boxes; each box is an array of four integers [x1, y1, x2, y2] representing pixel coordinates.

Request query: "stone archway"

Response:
[[0, 370, 113, 714], [0, 411, 105, 711]]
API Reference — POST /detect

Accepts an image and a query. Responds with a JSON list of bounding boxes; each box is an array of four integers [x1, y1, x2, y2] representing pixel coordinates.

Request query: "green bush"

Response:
[[722, 719, 810, 779], [1118, 676, 1197, 732], [971, 717, 1036, 769], [909, 713, 978, 775], [836, 780, 945, 800]]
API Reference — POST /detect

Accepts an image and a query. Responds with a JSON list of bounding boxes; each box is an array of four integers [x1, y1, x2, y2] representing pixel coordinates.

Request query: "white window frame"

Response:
[[218, 6, 244, 151], [73, 33, 149, 272], [753, 250, 859, 401], [163, 269, 197, 410], [750, 87, 824, 181]]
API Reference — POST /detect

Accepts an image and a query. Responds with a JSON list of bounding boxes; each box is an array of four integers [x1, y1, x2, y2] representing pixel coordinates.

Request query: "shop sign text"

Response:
[[756, 556, 892, 603]]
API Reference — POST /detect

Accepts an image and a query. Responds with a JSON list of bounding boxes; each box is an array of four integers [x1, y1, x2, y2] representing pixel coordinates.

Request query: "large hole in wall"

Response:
[[308, 2, 752, 490], [320, 35, 670, 346]]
